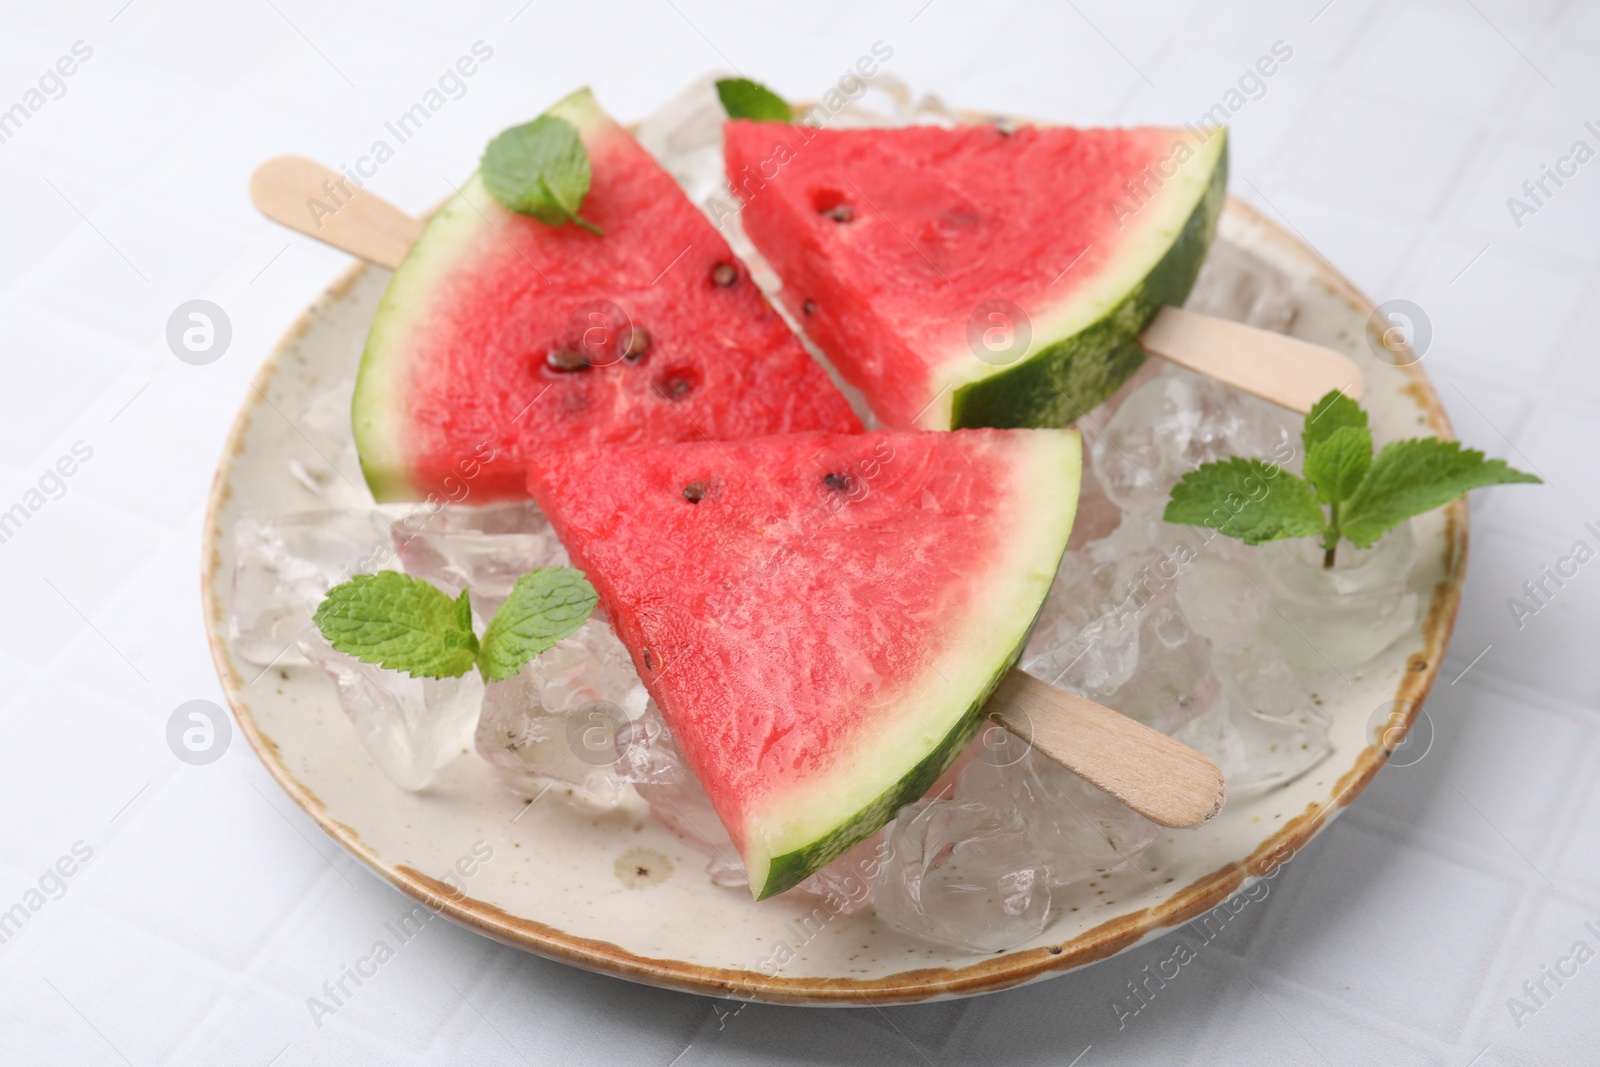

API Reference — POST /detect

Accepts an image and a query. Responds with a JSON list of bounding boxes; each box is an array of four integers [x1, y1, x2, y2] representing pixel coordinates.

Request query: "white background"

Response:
[[1, 0, 1597, 1063]]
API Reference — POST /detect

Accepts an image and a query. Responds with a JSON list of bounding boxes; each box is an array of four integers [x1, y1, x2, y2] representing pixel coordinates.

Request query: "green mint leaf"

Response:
[[1338, 439, 1542, 548], [715, 77, 794, 122], [1302, 390, 1367, 457], [478, 568, 599, 682], [482, 114, 603, 234], [1164, 458, 1327, 545], [313, 572, 480, 679], [1303, 424, 1373, 505]]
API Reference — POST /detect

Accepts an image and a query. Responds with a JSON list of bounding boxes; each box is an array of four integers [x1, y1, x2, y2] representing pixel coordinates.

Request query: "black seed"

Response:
[[622, 327, 651, 360], [642, 648, 655, 671], [711, 262, 737, 286], [802, 300, 816, 315], [823, 472, 855, 493], [683, 481, 707, 503], [821, 203, 854, 222], [546, 348, 588, 372], [663, 377, 691, 399]]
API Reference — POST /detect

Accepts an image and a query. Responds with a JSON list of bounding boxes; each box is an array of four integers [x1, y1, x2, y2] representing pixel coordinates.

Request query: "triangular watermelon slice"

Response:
[[722, 121, 1227, 430], [526, 428, 1081, 898], [352, 89, 861, 503]]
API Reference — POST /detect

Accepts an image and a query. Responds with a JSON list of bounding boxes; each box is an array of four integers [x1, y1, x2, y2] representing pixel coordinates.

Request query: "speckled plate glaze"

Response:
[[201, 196, 1464, 1006]]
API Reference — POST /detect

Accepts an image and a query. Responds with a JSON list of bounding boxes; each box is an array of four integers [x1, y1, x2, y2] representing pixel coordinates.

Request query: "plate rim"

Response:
[[201, 195, 1466, 1006]]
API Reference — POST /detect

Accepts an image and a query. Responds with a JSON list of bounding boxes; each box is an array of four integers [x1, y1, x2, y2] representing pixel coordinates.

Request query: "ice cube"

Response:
[[786, 832, 886, 916], [1255, 523, 1420, 672], [958, 746, 1159, 889], [1023, 526, 1219, 735], [475, 619, 649, 810], [300, 633, 482, 791], [1090, 368, 1298, 514], [1023, 553, 1147, 698], [873, 797, 1053, 952], [1176, 646, 1335, 791], [287, 375, 368, 504], [611, 700, 749, 885], [1185, 238, 1299, 333], [229, 510, 399, 667], [1175, 533, 1269, 646], [392, 501, 566, 616], [1063, 461, 1123, 551], [1103, 604, 1221, 736]]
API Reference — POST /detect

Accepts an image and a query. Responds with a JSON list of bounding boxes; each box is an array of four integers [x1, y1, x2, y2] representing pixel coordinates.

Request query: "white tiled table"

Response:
[[0, 0, 1595, 1063]]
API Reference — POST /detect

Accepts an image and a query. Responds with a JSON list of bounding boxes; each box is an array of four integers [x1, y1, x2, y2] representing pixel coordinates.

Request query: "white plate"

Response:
[[201, 197, 1464, 1005]]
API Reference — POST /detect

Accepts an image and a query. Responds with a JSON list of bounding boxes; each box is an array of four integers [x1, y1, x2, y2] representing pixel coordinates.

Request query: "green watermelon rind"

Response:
[[758, 636, 1018, 900], [353, 187, 480, 502], [351, 89, 611, 503], [947, 130, 1229, 430], [749, 430, 1081, 900]]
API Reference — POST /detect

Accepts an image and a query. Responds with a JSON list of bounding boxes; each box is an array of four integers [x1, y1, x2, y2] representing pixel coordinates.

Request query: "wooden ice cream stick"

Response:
[[987, 669, 1225, 829], [250, 156, 1362, 414], [1139, 305, 1364, 408], [249, 156, 424, 272]]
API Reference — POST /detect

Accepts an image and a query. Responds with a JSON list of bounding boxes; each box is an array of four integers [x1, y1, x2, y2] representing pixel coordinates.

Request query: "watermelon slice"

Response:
[[527, 428, 1081, 898], [353, 89, 861, 503], [722, 121, 1227, 430]]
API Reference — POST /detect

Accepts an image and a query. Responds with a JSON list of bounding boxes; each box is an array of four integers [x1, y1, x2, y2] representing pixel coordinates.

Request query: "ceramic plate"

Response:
[[201, 195, 1464, 1006]]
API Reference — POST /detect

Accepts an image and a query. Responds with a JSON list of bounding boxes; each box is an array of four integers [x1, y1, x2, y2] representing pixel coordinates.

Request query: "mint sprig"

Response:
[[313, 568, 598, 681], [715, 77, 793, 122], [482, 114, 603, 235], [1164, 390, 1540, 568], [479, 569, 600, 682], [1165, 457, 1326, 545]]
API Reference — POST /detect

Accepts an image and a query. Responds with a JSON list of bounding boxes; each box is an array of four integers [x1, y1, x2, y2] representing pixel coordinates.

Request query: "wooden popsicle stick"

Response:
[[249, 154, 1360, 414], [249, 156, 423, 270], [986, 668, 1225, 829], [1140, 305, 1364, 412]]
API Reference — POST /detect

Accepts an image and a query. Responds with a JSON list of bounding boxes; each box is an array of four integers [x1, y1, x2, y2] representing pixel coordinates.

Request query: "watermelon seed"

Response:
[[622, 327, 652, 360], [642, 648, 657, 671], [823, 472, 855, 493], [663, 376, 692, 399], [683, 481, 707, 503], [546, 348, 589, 372], [802, 300, 816, 315], [711, 262, 738, 286], [820, 204, 854, 222]]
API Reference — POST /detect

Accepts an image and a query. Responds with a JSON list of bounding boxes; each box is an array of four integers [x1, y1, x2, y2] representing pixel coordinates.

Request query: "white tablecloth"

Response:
[[0, 0, 1595, 1062]]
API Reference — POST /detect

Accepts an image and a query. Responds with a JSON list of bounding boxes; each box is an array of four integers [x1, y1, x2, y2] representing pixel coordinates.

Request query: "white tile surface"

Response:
[[0, 1, 1596, 1063]]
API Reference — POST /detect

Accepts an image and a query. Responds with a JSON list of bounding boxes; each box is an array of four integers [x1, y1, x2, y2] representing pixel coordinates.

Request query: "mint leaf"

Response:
[[1164, 458, 1327, 545], [1339, 439, 1542, 548], [715, 78, 793, 122], [1302, 390, 1366, 457], [479, 568, 599, 682], [313, 572, 479, 679], [482, 115, 603, 235], [1303, 424, 1372, 505]]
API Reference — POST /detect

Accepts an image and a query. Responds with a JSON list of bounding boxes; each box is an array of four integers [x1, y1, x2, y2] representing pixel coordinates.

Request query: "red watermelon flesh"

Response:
[[352, 89, 861, 503], [527, 428, 1081, 898], [722, 120, 1226, 430]]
